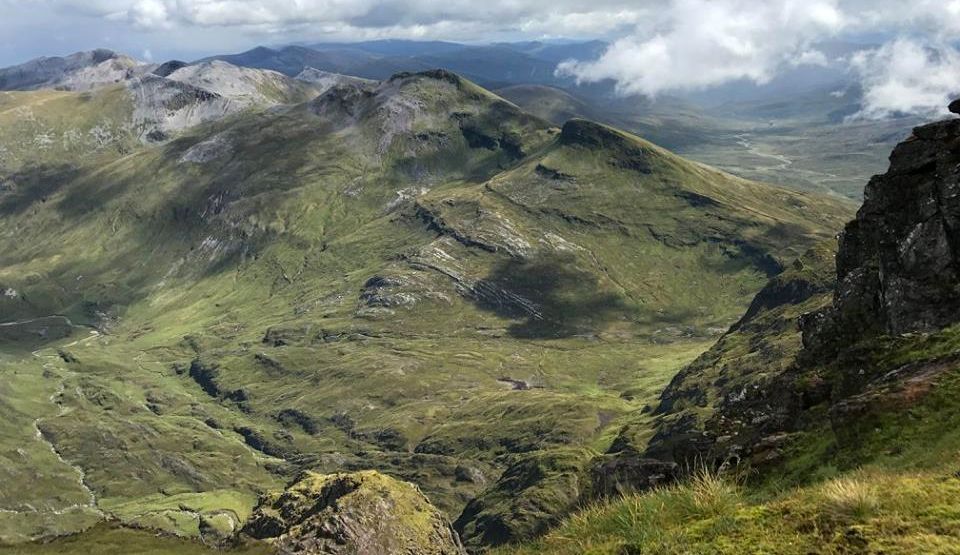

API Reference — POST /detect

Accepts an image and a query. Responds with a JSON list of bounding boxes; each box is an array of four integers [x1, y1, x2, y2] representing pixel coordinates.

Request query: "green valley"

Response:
[[0, 58, 858, 553]]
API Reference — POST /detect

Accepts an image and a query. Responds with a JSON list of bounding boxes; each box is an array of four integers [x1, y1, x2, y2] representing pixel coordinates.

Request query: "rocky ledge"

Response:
[[803, 111, 960, 353]]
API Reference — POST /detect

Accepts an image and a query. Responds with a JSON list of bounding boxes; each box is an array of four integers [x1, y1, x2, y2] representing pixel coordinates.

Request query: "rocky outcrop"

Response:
[[244, 471, 465, 555], [128, 61, 313, 142], [151, 60, 188, 78], [586, 448, 678, 498], [631, 243, 838, 469], [803, 115, 960, 353]]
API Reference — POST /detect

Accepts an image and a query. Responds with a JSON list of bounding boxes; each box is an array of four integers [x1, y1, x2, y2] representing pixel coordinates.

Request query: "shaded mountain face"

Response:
[[804, 118, 960, 349], [0, 65, 853, 550], [494, 85, 598, 126]]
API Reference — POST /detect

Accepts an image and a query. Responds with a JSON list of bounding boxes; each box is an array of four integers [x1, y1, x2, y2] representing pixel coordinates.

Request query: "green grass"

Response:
[[502, 465, 960, 555], [0, 71, 854, 548], [502, 308, 960, 554], [498, 82, 918, 199]]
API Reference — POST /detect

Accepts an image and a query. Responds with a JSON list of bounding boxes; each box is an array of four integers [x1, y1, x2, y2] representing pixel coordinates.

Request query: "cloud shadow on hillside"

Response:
[[470, 252, 630, 339], [0, 164, 80, 216]]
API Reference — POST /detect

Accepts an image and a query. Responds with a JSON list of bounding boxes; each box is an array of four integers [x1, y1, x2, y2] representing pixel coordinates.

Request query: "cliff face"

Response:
[[803, 116, 960, 353], [629, 107, 960, 487]]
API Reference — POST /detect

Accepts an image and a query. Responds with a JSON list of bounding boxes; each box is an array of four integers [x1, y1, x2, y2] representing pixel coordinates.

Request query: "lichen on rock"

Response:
[[244, 470, 465, 555]]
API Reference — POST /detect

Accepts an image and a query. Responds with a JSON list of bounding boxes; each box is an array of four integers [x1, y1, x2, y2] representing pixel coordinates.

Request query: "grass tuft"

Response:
[[820, 475, 880, 521], [681, 466, 743, 520]]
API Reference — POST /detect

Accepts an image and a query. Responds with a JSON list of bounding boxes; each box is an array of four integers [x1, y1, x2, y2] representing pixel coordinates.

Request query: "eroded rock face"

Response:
[[804, 116, 960, 351], [244, 470, 465, 555]]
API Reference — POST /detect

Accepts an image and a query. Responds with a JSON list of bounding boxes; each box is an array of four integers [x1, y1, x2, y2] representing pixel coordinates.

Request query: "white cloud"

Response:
[[128, 0, 169, 28], [5, 0, 960, 119], [850, 38, 960, 119], [86, 0, 649, 35], [793, 49, 829, 67], [557, 0, 845, 96]]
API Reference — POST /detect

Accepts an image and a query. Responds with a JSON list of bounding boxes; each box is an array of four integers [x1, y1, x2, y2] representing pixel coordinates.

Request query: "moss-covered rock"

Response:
[[454, 448, 593, 550], [243, 470, 465, 555]]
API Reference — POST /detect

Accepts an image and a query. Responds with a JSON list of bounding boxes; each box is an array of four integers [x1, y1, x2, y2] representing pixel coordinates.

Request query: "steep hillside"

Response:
[[0, 53, 317, 196], [643, 107, 960, 476], [504, 103, 960, 555], [0, 68, 853, 551]]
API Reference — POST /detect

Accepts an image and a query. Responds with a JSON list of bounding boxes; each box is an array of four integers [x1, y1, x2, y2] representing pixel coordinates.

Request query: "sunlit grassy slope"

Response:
[[0, 70, 854, 548], [504, 322, 960, 555]]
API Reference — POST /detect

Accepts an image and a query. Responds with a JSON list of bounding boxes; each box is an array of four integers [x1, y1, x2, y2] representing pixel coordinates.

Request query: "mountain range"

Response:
[[0, 43, 957, 555], [3, 39, 923, 198]]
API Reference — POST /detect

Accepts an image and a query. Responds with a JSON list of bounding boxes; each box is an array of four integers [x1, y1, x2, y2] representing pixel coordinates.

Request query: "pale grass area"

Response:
[[500, 465, 960, 555], [819, 473, 880, 520]]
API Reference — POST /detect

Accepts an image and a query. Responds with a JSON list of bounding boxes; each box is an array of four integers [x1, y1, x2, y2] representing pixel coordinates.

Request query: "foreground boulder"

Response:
[[244, 470, 465, 555]]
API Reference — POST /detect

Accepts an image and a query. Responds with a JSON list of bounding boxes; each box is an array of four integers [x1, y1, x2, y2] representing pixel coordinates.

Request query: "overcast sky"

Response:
[[3, 0, 960, 117]]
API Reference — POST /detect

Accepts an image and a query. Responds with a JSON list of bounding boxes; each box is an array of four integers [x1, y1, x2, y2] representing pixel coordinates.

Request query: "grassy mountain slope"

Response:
[[504, 321, 960, 555], [0, 69, 853, 549], [504, 111, 960, 555]]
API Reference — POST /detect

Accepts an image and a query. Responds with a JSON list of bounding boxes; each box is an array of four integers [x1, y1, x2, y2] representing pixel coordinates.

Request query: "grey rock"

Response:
[[804, 115, 960, 352], [0, 49, 144, 91]]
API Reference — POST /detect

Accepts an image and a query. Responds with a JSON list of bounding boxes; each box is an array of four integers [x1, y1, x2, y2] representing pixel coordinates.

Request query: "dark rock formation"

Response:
[[244, 470, 465, 555], [803, 116, 960, 353], [587, 448, 678, 498], [631, 104, 960, 487], [152, 60, 188, 77], [559, 119, 653, 173]]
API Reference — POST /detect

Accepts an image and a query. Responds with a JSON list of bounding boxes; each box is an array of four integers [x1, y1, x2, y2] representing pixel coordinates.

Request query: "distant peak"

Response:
[[247, 46, 277, 55]]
